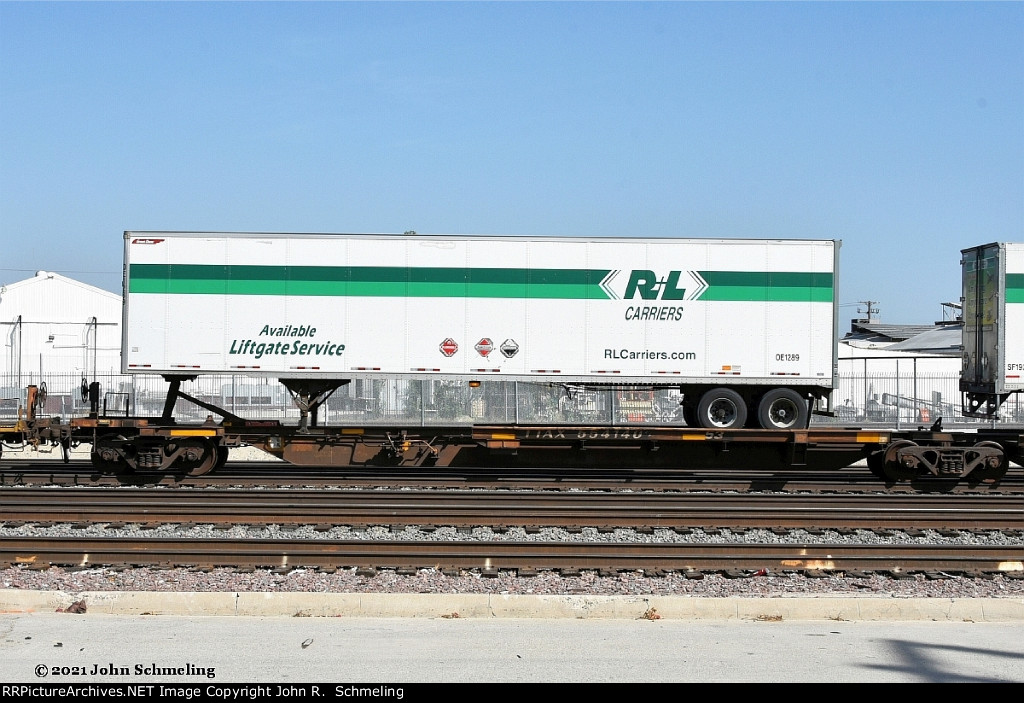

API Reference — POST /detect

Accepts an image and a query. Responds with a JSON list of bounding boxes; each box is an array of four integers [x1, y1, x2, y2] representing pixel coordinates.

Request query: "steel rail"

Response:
[[3, 537, 1022, 574], [1, 487, 1021, 531], [3, 460, 1023, 494]]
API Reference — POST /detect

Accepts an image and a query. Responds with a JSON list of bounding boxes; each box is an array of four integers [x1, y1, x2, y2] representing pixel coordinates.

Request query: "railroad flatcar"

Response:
[[2, 233, 1021, 484]]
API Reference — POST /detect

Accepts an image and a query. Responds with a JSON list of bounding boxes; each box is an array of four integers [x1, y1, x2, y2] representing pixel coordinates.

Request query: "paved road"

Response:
[[2, 611, 1024, 684]]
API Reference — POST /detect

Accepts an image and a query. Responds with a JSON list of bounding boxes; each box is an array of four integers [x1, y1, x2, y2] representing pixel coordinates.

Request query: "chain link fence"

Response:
[[2, 357, 1022, 429]]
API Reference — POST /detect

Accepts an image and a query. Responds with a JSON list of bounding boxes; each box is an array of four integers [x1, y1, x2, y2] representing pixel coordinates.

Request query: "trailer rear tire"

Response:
[[696, 388, 747, 429], [756, 389, 809, 430]]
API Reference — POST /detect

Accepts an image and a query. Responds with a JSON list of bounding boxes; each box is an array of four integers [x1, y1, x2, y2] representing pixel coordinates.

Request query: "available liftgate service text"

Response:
[[228, 324, 345, 361]]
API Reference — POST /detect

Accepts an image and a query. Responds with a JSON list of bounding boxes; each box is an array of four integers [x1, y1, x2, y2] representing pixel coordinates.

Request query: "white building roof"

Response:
[[0, 270, 120, 321]]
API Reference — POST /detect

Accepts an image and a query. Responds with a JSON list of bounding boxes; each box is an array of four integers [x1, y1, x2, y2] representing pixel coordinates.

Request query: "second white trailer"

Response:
[[961, 241, 1024, 417]]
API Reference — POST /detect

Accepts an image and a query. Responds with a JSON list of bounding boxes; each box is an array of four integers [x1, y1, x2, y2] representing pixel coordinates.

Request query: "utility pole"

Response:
[[857, 300, 879, 323]]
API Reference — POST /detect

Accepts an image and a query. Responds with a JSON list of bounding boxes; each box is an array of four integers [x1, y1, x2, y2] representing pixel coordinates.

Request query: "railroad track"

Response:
[[2, 487, 1023, 532], [3, 536, 1022, 577], [3, 459, 1023, 494], [4, 484, 1021, 578]]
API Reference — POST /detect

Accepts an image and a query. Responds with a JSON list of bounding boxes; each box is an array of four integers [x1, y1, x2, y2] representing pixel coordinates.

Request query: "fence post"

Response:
[[895, 358, 901, 430], [913, 358, 918, 425], [863, 358, 868, 423]]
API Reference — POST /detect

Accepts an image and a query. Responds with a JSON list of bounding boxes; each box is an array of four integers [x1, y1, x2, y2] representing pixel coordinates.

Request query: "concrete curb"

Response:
[[2, 591, 1023, 621]]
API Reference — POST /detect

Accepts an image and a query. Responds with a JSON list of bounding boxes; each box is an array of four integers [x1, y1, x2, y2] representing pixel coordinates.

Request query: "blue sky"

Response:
[[2, 1, 1021, 325]]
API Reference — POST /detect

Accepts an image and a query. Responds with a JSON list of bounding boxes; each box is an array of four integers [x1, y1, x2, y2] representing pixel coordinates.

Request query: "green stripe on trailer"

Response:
[[1007, 273, 1024, 304], [695, 271, 834, 302], [129, 264, 834, 302], [128, 264, 611, 299]]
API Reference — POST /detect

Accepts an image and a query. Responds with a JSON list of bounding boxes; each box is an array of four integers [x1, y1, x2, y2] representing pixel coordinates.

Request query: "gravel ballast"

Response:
[[3, 523, 1023, 598]]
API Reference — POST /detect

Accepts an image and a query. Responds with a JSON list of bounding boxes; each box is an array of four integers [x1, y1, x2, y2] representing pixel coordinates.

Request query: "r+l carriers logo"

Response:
[[601, 270, 707, 322], [600, 270, 708, 301]]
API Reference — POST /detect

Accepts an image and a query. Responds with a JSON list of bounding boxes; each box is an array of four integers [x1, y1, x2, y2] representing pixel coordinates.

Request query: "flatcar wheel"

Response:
[[177, 438, 218, 476], [90, 454, 122, 473], [91, 436, 127, 474], [968, 441, 1008, 483], [696, 388, 747, 430], [215, 445, 230, 469], [882, 440, 920, 482], [866, 450, 886, 480]]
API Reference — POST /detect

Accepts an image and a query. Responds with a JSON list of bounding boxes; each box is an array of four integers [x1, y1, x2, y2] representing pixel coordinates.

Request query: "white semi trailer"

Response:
[[123, 232, 839, 431]]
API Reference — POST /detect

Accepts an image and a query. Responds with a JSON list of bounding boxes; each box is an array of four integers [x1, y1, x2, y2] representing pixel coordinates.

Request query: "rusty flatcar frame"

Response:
[[5, 382, 1023, 484]]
